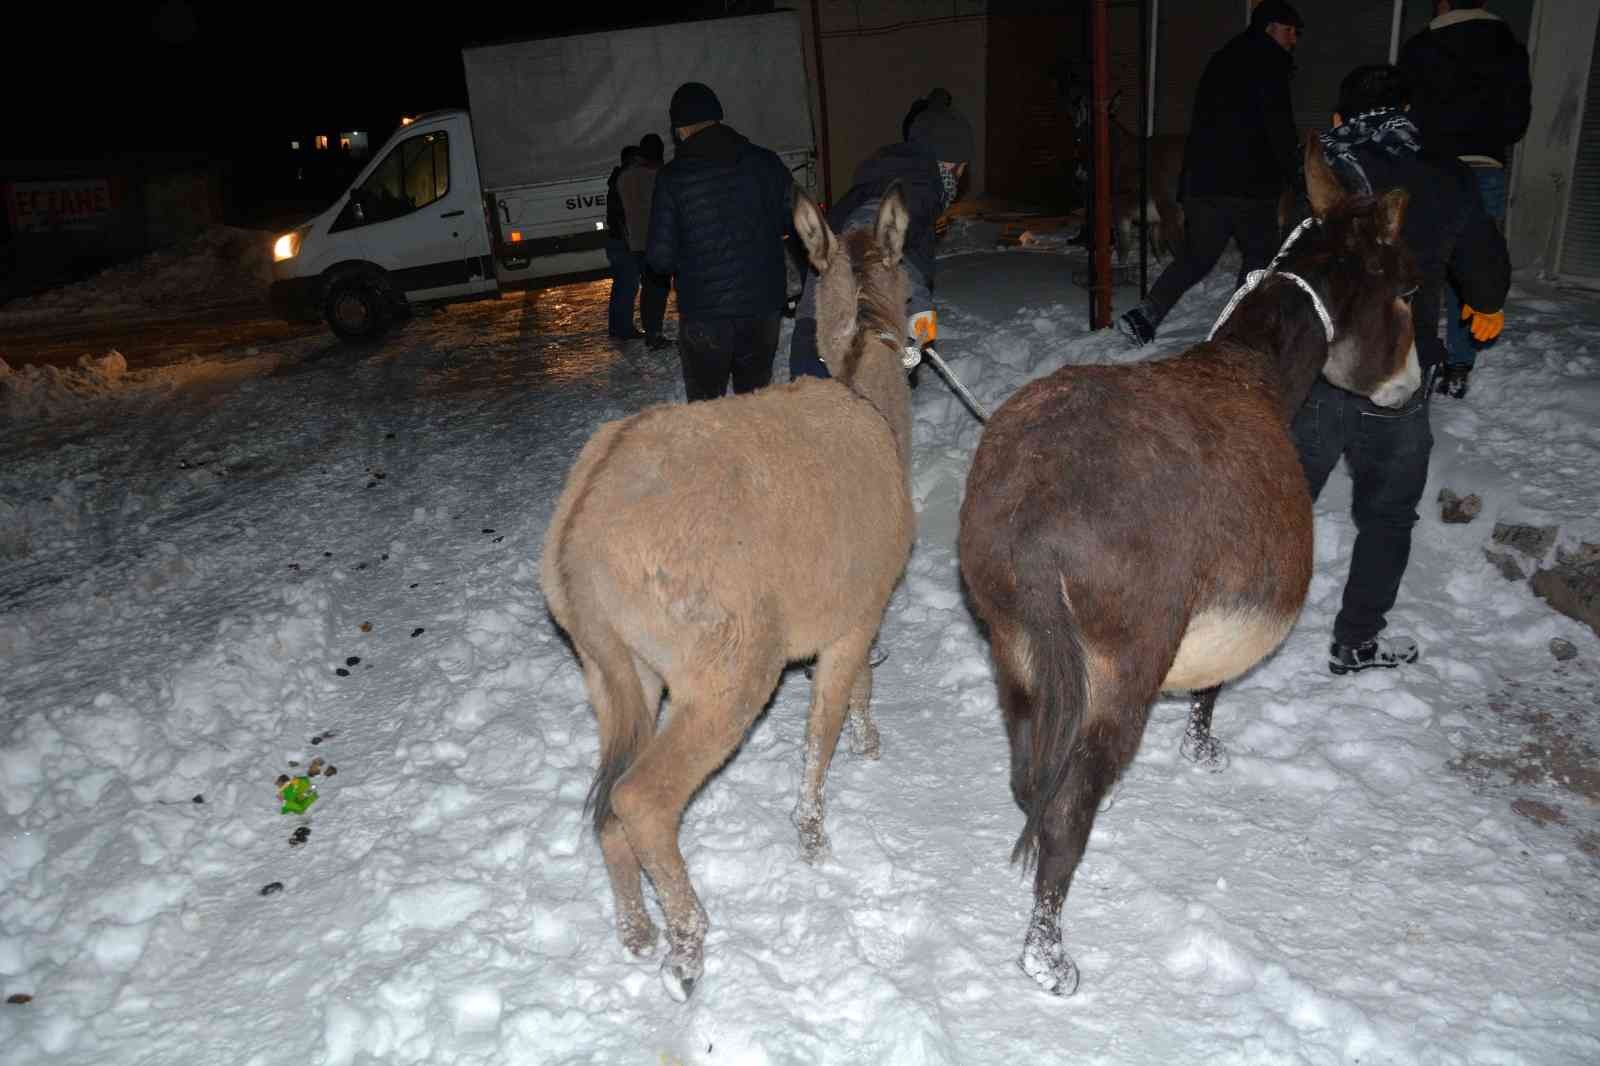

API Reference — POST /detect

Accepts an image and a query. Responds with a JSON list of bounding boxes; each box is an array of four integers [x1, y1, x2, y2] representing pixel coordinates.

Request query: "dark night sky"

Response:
[[7, 0, 767, 159]]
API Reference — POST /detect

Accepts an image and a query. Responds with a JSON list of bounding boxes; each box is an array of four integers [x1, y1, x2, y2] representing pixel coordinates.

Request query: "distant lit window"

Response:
[[290, 140, 300, 151], [315, 134, 329, 150], [340, 130, 370, 158]]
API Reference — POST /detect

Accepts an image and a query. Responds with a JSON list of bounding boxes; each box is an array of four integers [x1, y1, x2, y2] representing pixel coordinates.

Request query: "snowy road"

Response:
[[3, 243, 1599, 1065]]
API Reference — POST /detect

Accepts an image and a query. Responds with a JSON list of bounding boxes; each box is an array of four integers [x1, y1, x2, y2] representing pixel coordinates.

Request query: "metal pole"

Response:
[[808, 0, 833, 204], [1147, 0, 1161, 139], [1388, 0, 1405, 63], [1138, 0, 1150, 298], [1091, 0, 1113, 328]]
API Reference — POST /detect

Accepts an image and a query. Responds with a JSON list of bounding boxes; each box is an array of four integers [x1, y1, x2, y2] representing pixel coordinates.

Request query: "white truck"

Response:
[[269, 12, 817, 340]]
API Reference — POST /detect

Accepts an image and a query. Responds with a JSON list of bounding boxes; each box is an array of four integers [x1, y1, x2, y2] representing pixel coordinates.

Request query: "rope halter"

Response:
[[1207, 217, 1335, 344]]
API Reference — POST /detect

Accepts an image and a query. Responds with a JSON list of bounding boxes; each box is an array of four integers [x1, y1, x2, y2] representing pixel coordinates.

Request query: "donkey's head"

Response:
[[793, 185, 911, 384], [1291, 136, 1421, 408]]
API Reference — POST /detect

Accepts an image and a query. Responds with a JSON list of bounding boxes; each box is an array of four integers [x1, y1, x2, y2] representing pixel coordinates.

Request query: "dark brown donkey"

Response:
[[956, 140, 1420, 996], [540, 188, 915, 1002]]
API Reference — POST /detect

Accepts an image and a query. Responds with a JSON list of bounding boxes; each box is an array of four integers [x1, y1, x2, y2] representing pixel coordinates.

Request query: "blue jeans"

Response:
[[606, 239, 640, 336], [1290, 376, 1433, 647], [789, 259, 925, 381], [1444, 167, 1507, 368]]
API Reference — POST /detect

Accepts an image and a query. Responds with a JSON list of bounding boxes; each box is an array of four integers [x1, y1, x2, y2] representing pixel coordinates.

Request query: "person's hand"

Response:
[[934, 213, 951, 238], [909, 310, 937, 348], [1461, 304, 1504, 342]]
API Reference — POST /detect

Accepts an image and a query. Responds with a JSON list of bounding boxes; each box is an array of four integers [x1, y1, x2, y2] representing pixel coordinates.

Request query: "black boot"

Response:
[[1329, 636, 1419, 675], [1435, 364, 1471, 399]]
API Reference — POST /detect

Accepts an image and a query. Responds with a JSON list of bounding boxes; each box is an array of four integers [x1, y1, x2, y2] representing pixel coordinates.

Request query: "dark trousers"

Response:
[[636, 252, 669, 338], [787, 271, 829, 380], [1142, 195, 1281, 328], [1290, 375, 1434, 647], [605, 239, 639, 336], [678, 314, 781, 402]]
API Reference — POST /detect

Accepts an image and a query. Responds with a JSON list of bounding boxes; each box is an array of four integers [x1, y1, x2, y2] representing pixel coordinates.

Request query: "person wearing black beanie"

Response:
[[789, 96, 974, 382], [1117, 0, 1305, 348], [644, 82, 796, 400]]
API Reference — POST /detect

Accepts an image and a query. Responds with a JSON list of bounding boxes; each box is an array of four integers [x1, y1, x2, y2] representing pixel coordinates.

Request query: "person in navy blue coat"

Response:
[[645, 82, 796, 402]]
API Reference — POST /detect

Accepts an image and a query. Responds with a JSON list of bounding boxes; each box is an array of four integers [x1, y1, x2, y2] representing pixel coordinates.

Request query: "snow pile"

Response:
[[0, 348, 296, 421], [0, 226, 273, 324]]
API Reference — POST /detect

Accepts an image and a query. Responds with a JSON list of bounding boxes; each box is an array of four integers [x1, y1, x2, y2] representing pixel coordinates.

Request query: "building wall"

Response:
[[796, 0, 989, 202], [1510, 0, 1600, 272]]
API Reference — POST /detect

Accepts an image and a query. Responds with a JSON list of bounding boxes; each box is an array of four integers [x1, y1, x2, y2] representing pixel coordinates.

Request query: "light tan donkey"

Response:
[[540, 187, 916, 1001]]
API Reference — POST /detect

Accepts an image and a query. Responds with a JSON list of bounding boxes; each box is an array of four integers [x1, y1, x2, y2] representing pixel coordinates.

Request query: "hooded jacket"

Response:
[[1182, 27, 1302, 201], [1398, 8, 1531, 165], [645, 123, 794, 321], [823, 140, 947, 311]]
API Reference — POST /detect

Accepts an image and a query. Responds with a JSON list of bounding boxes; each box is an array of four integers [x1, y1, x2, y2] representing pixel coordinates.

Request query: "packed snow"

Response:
[[0, 226, 272, 327], [2, 218, 1598, 1065]]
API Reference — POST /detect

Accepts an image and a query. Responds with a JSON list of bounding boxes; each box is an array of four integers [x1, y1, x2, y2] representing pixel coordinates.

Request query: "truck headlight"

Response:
[[273, 226, 309, 262]]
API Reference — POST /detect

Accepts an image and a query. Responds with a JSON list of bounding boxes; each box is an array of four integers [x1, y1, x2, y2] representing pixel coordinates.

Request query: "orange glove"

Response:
[[909, 310, 937, 348], [1461, 304, 1504, 342]]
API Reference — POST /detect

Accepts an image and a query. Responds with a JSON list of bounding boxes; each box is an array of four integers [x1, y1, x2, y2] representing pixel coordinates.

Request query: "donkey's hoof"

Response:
[[848, 719, 882, 760], [796, 822, 833, 865], [1019, 939, 1080, 997], [1180, 731, 1230, 772], [619, 917, 660, 959], [660, 952, 703, 1003]]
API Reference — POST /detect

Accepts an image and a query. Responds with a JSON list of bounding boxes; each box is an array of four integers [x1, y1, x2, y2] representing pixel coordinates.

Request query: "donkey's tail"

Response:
[[577, 620, 656, 839], [1011, 577, 1091, 869]]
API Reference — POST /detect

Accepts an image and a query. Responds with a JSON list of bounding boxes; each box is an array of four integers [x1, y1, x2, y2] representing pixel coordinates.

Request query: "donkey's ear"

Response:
[[793, 186, 836, 272], [875, 182, 910, 268], [1377, 187, 1408, 244], [1304, 133, 1345, 218]]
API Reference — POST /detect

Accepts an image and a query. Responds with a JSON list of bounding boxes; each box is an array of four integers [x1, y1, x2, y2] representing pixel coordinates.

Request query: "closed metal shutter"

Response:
[[1559, 18, 1600, 281]]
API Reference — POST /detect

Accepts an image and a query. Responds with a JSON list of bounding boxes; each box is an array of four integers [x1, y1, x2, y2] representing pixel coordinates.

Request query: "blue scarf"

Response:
[[1318, 109, 1422, 197]]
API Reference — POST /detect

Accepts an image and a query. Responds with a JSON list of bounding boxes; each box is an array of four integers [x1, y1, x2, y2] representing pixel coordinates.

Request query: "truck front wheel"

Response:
[[324, 277, 393, 342]]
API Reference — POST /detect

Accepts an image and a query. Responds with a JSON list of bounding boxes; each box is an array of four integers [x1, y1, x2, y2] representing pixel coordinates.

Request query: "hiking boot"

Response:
[[645, 333, 674, 351], [1435, 364, 1471, 399], [1117, 307, 1156, 348], [1328, 636, 1419, 675]]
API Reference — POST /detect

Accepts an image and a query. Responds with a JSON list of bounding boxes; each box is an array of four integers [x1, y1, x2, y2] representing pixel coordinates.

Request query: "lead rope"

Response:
[[1207, 217, 1336, 344], [879, 331, 992, 424]]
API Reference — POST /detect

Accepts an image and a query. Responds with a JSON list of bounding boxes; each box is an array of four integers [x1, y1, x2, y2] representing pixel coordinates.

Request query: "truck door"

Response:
[[330, 126, 495, 302]]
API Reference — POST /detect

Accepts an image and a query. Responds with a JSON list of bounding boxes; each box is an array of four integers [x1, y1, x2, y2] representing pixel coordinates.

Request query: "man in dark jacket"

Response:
[[605, 145, 642, 339], [788, 95, 973, 380], [902, 87, 953, 143], [645, 82, 796, 401], [1400, 2, 1530, 398], [1118, 0, 1305, 347], [1298, 63, 1509, 675]]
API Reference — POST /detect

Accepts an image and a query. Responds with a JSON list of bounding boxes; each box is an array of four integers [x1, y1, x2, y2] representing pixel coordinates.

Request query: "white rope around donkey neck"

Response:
[[1207, 217, 1335, 344]]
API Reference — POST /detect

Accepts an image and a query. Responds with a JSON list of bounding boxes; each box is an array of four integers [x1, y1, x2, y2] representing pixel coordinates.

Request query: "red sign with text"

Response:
[[4, 179, 121, 231]]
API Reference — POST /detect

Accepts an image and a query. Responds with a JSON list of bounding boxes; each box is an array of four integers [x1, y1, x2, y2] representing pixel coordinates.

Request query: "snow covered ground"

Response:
[[2, 222, 1598, 1065]]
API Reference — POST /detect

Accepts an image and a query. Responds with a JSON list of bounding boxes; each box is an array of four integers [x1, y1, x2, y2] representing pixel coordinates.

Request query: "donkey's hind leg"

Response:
[[1180, 684, 1229, 771], [794, 625, 876, 862], [1024, 671, 1159, 996], [845, 645, 880, 760], [610, 660, 781, 1002], [586, 654, 663, 958]]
